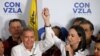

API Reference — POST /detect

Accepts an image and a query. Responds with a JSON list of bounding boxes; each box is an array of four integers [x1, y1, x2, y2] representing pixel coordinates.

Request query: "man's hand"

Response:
[[42, 8, 50, 26]]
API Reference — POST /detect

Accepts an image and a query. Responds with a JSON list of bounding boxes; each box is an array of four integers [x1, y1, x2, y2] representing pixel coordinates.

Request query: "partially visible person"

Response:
[[41, 26, 62, 40], [60, 27, 68, 42], [52, 26, 62, 39], [94, 40, 100, 56], [42, 26, 62, 56], [79, 20, 95, 55], [0, 39, 4, 56], [53, 25, 87, 56], [11, 8, 54, 56], [43, 8, 87, 56], [3, 19, 23, 56], [38, 26, 68, 41], [96, 31, 100, 41], [72, 17, 87, 26]]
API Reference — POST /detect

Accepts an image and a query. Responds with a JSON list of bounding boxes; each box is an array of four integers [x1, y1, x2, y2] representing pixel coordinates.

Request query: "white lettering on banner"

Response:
[[73, 2, 92, 14], [3, 2, 22, 13]]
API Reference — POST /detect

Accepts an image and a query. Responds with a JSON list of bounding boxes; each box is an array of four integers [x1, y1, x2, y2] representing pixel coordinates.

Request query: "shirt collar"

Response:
[[21, 42, 36, 51], [21, 42, 36, 55]]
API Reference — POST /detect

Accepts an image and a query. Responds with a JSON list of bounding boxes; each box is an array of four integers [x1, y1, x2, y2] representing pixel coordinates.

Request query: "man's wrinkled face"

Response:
[[21, 30, 35, 49]]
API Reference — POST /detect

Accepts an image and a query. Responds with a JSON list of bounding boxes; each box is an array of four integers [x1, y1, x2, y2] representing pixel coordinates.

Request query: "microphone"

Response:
[[66, 40, 70, 56], [66, 51, 69, 56]]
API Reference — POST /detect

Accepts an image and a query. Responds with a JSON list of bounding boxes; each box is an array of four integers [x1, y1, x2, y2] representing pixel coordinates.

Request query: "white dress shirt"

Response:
[[11, 27, 54, 56], [48, 27, 88, 56]]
